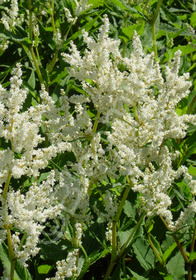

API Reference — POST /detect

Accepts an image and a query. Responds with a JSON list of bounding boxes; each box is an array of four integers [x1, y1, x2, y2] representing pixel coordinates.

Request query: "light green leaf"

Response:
[[38, 264, 52, 274], [166, 251, 185, 280], [121, 22, 145, 41], [123, 200, 136, 219], [162, 242, 177, 263], [190, 252, 196, 261], [107, 0, 128, 10], [163, 275, 173, 280], [88, 0, 105, 8], [27, 70, 35, 90], [163, 45, 196, 63], [188, 165, 196, 177], [190, 12, 196, 27]]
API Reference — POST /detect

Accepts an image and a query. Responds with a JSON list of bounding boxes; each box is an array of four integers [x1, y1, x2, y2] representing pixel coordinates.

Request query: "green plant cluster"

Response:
[[0, 0, 196, 279]]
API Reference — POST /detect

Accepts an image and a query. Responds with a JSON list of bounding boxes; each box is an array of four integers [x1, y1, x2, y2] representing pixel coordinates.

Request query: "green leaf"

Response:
[[123, 200, 136, 219], [121, 22, 145, 41], [0, 24, 31, 46], [163, 275, 174, 280], [133, 237, 154, 271], [127, 267, 148, 280], [119, 230, 131, 247], [162, 242, 177, 263], [62, 12, 104, 49], [27, 70, 35, 90], [163, 45, 196, 63], [88, 0, 105, 8], [107, 0, 129, 11], [38, 264, 52, 274], [166, 251, 185, 280], [190, 12, 196, 28], [189, 252, 196, 261], [71, 84, 87, 95], [148, 234, 163, 260], [188, 165, 196, 177]]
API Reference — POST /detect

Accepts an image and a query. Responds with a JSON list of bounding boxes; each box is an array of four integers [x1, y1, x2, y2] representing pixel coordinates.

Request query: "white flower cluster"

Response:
[[0, 64, 62, 265], [62, 15, 123, 121], [0, 65, 59, 180], [5, 171, 62, 266], [74, 0, 92, 16], [43, 88, 111, 223], [61, 15, 196, 231], [0, 0, 23, 52], [64, 0, 92, 24], [1, 0, 23, 31], [46, 249, 79, 280], [0, 12, 196, 279]]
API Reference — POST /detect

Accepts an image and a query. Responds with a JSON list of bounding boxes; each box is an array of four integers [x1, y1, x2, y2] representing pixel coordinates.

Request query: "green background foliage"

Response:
[[0, 0, 196, 279]]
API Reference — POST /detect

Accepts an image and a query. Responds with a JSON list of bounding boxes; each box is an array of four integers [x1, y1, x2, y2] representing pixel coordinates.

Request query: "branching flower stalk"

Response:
[[147, 233, 164, 265], [160, 215, 190, 265], [104, 212, 146, 280]]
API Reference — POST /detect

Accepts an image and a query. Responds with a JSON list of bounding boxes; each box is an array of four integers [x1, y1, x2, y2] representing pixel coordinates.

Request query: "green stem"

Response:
[[134, 105, 140, 124], [173, 234, 190, 264], [90, 111, 101, 154], [35, 46, 42, 66], [28, 0, 33, 41], [103, 180, 132, 280], [119, 212, 145, 258], [188, 265, 192, 280], [186, 94, 196, 114], [188, 224, 196, 280], [2, 172, 16, 279], [152, 23, 157, 58], [190, 223, 196, 254], [7, 229, 16, 280], [111, 222, 117, 260], [114, 178, 133, 223], [159, 215, 190, 264], [47, 21, 73, 76], [28, 0, 45, 85], [2, 171, 12, 200], [151, 0, 163, 25], [104, 213, 145, 280], [92, 111, 101, 134], [1, 116, 16, 279], [18, 233, 27, 251], [151, 0, 163, 58], [47, 49, 59, 75], [148, 233, 164, 265], [29, 46, 44, 84], [50, 0, 56, 35], [103, 253, 115, 280]]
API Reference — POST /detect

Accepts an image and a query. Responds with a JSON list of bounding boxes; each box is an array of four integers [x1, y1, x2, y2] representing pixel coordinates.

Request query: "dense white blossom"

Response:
[[1, 0, 23, 31], [46, 249, 79, 280], [0, 11, 196, 279], [61, 15, 196, 230], [0, 64, 63, 266]]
